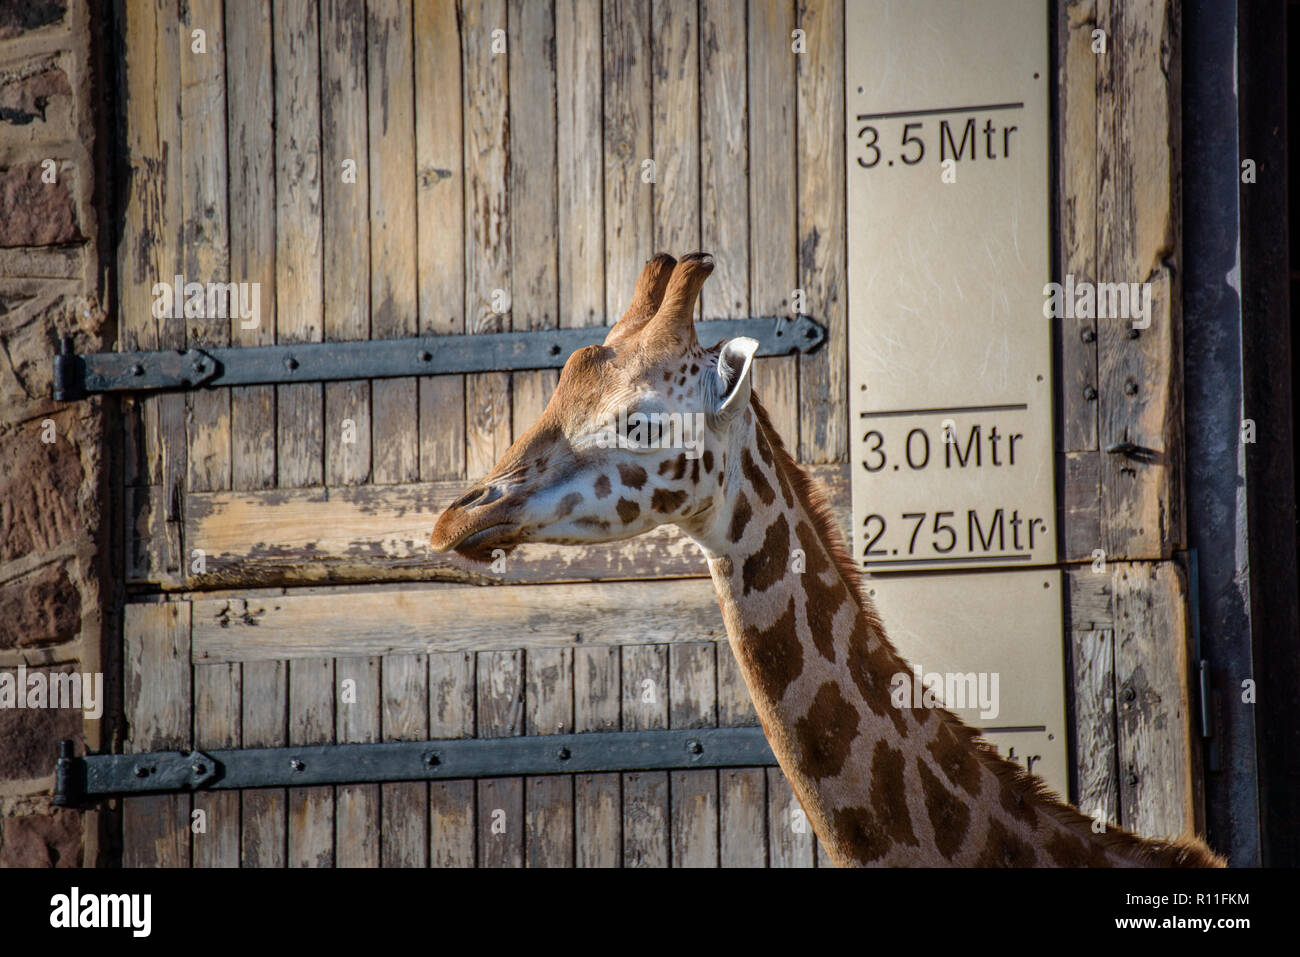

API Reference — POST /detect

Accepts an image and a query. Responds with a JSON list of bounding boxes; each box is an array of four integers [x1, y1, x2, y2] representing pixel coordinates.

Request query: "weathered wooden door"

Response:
[[117, 0, 848, 867]]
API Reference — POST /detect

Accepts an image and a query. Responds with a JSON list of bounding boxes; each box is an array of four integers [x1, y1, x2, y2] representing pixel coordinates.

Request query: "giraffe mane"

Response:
[[747, 393, 1227, 868]]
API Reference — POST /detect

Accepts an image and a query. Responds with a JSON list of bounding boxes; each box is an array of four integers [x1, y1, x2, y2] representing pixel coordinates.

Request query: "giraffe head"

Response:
[[430, 252, 760, 561]]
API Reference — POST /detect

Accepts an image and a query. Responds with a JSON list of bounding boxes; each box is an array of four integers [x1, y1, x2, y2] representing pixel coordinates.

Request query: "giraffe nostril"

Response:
[[450, 484, 504, 511]]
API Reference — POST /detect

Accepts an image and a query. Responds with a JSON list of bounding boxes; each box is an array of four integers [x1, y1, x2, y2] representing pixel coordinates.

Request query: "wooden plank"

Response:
[[574, 646, 620, 867], [461, 0, 512, 478], [1065, 562, 1114, 632], [1095, 0, 1184, 560], [795, 0, 846, 464], [525, 648, 574, 867], [225, 0, 277, 491], [122, 602, 191, 868], [669, 642, 718, 867], [321, 0, 372, 487], [1112, 561, 1200, 840], [181, 0, 232, 495], [477, 650, 524, 867], [556, 0, 605, 329], [193, 579, 726, 663], [287, 657, 334, 867], [381, 653, 429, 866], [240, 659, 287, 867], [274, 0, 325, 490], [429, 651, 476, 867], [1062, 450, 1102, 562], [1071, 628, 1119, 826], [1057, 0, 1099, 454], [766, 765, 813, 868], [181, 464, 850, 589], [650, 0, 699, 257], [369, 0, 420, 485], [699, 0, 749, 321], [334, 656, 380, 867], [193, 662, 240, 867], [602, 0, 652, 321], [747, 0, 799, 448], [716, 624, 767, 865], [414, 0, 466, 482], [622, 644, 668, 867]]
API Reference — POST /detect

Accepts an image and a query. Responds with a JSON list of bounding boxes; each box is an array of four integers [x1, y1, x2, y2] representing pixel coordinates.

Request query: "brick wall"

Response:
[[0, 0, 108, 867]]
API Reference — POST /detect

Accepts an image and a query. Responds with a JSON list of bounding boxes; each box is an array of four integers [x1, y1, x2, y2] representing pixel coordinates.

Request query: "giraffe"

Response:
[[431, 252, 1226, 868]]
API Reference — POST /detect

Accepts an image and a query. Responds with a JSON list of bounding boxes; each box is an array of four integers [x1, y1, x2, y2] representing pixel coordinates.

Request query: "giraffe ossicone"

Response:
[[431, 252, 1226, 868]]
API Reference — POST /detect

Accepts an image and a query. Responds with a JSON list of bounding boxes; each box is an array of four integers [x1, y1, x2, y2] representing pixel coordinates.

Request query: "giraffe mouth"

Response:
[[446, 522, 521, 562]]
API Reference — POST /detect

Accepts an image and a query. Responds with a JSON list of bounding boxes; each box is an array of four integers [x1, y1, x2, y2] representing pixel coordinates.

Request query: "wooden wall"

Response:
[[113, 0, 1202, 866]]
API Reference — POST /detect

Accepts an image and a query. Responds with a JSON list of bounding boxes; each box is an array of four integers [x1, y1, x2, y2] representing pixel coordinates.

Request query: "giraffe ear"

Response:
[[712, 337, 759, 420]]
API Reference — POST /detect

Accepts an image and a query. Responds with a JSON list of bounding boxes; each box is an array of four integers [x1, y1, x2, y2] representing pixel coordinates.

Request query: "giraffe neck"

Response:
[[683, 398, 1223, 868]]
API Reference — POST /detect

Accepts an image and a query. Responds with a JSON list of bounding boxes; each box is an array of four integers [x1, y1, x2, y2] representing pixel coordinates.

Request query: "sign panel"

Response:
[[846, 0, 1055, 572], [865, 568, 1068, 798]]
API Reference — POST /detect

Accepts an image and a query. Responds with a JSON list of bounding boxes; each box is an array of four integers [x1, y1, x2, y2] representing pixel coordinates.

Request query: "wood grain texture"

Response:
[[747, 0, 799, 450], [1070, 628, 1119, 826], [429, 651, 476, 867], [525, 648, 575, 866], [193, 662, 240, 867], [369, 0, 420, 486], [477, 650, 524, 866], [651, 0, 699, 257], [766, 764, 813, 867], [182, 464, 849, 589], [274, 0, 325, 490], [322, 0, 372, 487], [557, 0, 605, 329], [1094, 0, 1184, 560], [381, 653, 429, 866], [182, 0, 232, 494], [225, 0, 277, 492], [122, 602, 191, 868], [334, 655, 380, 867], [699, 0, 749, 321], [1057, 0, 1100, 455], [602, 0, 652, 321], [415, 0, 467, 482], [240, 659, 287, 867], [1112, 561, 1200, 840], [669, 642, 718, 867], [574, 646, 619, 866], [621, 644, 668, 867], [795, 0, 847, 464], [1062, 450, 1102, 562], [287, 657, 334, 867]]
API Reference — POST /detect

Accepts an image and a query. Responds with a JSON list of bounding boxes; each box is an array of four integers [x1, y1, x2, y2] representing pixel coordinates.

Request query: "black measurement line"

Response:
[[979, 725, 1048, 735], [859, 402, 1028, 419], [862, 554, 1035, 566], [856, 101, 1025, 122]]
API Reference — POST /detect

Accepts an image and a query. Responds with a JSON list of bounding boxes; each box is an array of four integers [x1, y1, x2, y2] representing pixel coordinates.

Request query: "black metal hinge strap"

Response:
[[52, 315, 826, 399], [53, 727, 776, 804]]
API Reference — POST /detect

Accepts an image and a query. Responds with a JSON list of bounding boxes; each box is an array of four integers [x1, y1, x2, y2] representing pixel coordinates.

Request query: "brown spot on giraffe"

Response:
[[795, 520, 831, 577], [690, 456, 700, 484], [734, 595, 802, 703], [593, 474, 611, 499], [741, 448, 776, 506], [741, 513, 789, 594], [847, 637, 909, 737], [926, 722, 983, 798], [803, 571, 843, 663], [556, 492, 583, 518], [651, 487, 688, 514], [729, 493, 752, 543], [999, 777, 1037, 828], [616, 498, 640, 524], [702, 449, 714, 473], [755, 423, 774, 465], [794, 681, 860, 780], [869, 740, 919, 847], [973, 818, 1038, 867], [1045, 829, 1113, 868], [830, 805, 892, 864], [917, 759, 971, 860], [617, 463, 647, 490]]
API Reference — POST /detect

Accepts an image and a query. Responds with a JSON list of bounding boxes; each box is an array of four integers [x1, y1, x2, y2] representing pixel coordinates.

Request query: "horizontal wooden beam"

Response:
[[181, 465, 851, 590]]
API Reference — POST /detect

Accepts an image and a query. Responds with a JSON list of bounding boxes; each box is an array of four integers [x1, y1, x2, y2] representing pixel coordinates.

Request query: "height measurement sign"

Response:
[[846, 0, 1055, 572]]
